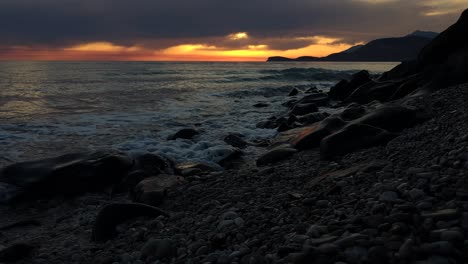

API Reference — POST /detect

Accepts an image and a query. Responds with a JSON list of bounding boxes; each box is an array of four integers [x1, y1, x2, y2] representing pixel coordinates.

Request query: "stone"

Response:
[[0, 150, 133, 200], [92, 203, 168, 242], [294, 93, 329, 107], [132, 175, 185, 206], [329, 70, 371, 101], [379, 191, 399, 202], [167, 128, 199, 140], [335, 233, 367, 248], [141, 239, 174, 260], [321, 124, 397, 159], [175, 162, 219, 174], [289, 88, 299, 96], [256, 145, 297, 166], [367, 246, 388, 264], [291, 103, 319, 116], [132, 152, 174, 176], [422, 209, 459, 221], [224, 134, 249, 149]]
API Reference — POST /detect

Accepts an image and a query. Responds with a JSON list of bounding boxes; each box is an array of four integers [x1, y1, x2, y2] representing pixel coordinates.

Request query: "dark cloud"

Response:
[[0, 0, 464, 50]]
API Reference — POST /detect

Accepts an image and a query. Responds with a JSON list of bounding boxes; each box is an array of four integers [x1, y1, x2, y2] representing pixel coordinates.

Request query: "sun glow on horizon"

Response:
[[0, 35, 358, 61]]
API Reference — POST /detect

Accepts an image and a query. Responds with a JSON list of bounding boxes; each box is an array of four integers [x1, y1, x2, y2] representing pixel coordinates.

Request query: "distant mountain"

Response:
[[408, 30, 439, 39], [267, 31, 439, 62]]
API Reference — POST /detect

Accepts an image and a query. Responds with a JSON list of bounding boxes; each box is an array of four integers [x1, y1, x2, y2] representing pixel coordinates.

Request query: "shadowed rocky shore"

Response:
[[0, 9, 468, 264]]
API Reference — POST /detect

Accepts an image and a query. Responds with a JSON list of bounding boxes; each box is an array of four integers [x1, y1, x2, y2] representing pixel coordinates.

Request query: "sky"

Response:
[[0, 0, 466, 61]]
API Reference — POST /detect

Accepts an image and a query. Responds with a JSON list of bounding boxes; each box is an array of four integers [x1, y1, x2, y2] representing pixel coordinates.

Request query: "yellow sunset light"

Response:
[[65, 42, 141, 52], [228, 32, 249, 40]]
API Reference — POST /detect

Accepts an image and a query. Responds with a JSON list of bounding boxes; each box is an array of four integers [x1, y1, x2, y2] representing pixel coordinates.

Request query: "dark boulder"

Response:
[[291, 103, 319, 116], [133, 153, 175, 176], [294, 93, 329, 107], [288, 88, 300, 96], [0, 151, 133, 200], [345, 80, 403, 104], [340, 103, 367, 121], [167, 128, 199, 140], [329, 70, 371, 101], [253, 102, 269, 108], [296, 112, 328, 126], [132, 175, 185, 206], [320, 124, 398, 159], [256, 145, 297, 166], [224, 134, 249, 149], [293, 116, 347, 150], [92, 203, 168, 242], [356, 104, 428, 132]]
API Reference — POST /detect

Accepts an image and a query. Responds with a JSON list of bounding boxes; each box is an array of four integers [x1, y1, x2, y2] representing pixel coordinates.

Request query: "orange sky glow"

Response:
[[0, 34, 358, 62]]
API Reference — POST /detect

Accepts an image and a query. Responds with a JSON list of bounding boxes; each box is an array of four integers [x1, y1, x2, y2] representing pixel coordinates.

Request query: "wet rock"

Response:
[[256, 145, 297, 166], [329, 70, 371, 101], [289, 88, 299, 96], [291, 103, 319, 116], [175, 162, 219, 175], [224, 134, 249, 149], [294, 93, 329, 107], [132, 175, 185, 206], [167, 128, 199, 140], [92, 203, 168, 242], [320, 124, 397, 159], [133, 153, 174, 175], [0, 150, 133, 200]]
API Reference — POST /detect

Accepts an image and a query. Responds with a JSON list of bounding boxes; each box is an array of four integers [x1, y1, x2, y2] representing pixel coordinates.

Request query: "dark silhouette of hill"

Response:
[[267, 31, 438, 62]]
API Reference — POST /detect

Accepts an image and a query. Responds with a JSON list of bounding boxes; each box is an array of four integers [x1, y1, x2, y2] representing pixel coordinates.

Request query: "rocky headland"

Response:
[[0, 9, 468, 264]]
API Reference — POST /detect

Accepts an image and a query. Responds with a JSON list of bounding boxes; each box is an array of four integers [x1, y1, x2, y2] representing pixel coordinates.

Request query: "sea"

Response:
[[0, 61, 398, 168]]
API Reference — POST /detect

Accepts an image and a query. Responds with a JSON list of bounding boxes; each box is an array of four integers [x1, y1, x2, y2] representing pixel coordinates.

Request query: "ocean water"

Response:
[[0, 61, 398, 167]]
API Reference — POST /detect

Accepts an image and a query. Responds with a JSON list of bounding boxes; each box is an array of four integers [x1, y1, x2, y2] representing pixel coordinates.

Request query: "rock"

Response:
[[0, 150, 133, 200], [273, 116, 347, 150], [291, 103, 319, 116], [132, 153, 174, 175], [355, 104, 428, 133], [175, 162, 219, 174], [296, 112, 328, 126], [340, 103, 367, 121], [224, 134, 249, 149], [253, 102, 269, 108], [167, 128, 199, 140], [422, 209, 459, 221], [289, 88, 299, 96], [294, 93, 329, 107], [256, 145, 297, 166], [92, 203, 168, 242], [132, 175, 185, 206], [141, 239, 174, 260], [379, 191, 399, 202], [320, 124, 397, 159], [0, 243, 34, 262], [205, 146, 242, 167], [329, 70, 371, 101]]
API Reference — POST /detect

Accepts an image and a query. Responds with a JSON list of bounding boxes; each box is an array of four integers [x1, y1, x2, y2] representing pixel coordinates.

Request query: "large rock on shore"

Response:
[[320, 124, 397, 159], [329, 70, 371, 101], [0, 151, 133, 201], [272, 102, 427, 158]]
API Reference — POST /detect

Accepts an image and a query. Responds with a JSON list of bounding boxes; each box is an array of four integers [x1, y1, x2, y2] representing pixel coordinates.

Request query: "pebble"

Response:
[[422, 209, 459, 221], [379, 191, 398, 202]]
